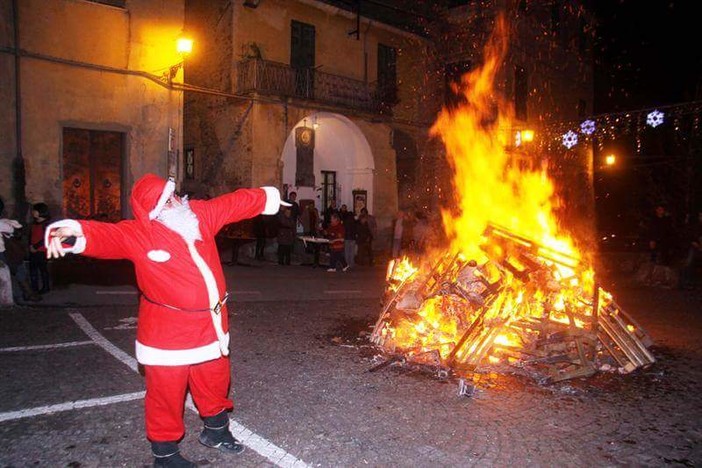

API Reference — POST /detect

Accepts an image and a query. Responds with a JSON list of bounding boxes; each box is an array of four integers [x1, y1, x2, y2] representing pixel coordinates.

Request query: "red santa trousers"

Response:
[[144, 356, 234, 441]]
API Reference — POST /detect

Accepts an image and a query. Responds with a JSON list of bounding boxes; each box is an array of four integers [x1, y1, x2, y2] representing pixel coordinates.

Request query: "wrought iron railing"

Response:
[[236, 59, 395, 114]]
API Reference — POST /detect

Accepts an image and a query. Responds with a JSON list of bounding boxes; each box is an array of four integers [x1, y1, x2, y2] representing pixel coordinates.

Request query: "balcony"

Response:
[[236, 59, 395, 115]]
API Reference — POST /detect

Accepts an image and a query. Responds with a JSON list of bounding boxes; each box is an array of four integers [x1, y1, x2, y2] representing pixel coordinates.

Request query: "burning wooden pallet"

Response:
[[370, 223, 655, 385]]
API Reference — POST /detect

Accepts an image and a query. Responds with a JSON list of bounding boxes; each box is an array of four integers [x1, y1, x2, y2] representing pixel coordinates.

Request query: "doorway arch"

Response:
[[281, 112, 375, 214]]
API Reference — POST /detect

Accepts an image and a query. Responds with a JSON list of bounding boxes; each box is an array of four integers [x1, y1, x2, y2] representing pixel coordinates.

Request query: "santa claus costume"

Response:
[[45, 174, 286, 467]]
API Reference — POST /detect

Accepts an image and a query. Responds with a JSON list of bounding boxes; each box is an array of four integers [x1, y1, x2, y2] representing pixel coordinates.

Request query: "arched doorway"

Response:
[[280, 112, 375, 215]]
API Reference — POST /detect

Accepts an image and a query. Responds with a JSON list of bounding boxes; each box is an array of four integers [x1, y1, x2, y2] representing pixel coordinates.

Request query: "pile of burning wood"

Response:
[[370, 223, 655, 388]]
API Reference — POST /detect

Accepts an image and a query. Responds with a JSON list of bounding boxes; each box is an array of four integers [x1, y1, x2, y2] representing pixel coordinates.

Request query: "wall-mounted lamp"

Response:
[[168, 35, 194, 84], [514, 129, 535, 148]]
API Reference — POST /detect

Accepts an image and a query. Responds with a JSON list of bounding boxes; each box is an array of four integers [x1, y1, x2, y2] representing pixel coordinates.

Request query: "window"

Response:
[[514, 66, 528, 121], [291, 20, 316, 98], [377, 44, 398, 106]]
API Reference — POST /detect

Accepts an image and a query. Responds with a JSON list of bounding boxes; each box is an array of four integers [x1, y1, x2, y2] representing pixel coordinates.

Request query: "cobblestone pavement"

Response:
[[0, 264, 700, 467]]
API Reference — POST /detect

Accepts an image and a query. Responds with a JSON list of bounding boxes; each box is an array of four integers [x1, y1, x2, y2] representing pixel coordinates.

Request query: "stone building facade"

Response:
[[0, 0, 186, 220], [183, 0, 594, 244], [0, 0, 594, 246]]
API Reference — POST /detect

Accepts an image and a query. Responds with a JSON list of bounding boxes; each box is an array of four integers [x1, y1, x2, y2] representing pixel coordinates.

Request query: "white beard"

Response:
[[156, 198, 202, 242]]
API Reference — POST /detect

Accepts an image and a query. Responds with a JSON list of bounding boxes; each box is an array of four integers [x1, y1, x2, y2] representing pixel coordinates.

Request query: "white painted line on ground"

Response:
[[324, 290, 362, 294], [70, 313, 139, 373], [0, 340, 94, 352], [95, 290, 138, 295], [0, 391, 145, 423], [72, 312, 310, 468]]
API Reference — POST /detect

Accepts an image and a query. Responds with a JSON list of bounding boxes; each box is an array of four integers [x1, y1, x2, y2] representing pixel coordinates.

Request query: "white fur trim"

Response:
[[44, 219, 86, 254], [186, 241, 229, 356], [261, 186, 289, 215], [148, 178, 176, 220], [147, 250, 171, 262], [135, 337, 228, 366]]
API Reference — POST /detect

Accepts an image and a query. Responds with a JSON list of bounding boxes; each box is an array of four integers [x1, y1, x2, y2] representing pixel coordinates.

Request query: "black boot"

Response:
[[151, 441, 195, 468], [199, 411, 245, 455]]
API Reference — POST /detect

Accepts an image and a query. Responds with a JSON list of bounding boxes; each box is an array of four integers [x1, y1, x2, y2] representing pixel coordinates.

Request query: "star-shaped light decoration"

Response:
[[646, 110, 665, 128], [562, 130, 578, 149], [580, 119, 596, 135]]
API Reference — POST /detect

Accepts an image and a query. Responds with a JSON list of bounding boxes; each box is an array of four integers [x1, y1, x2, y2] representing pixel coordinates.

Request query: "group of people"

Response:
[[644, 203, 702, 289], [252, 193, 378, 271], [391, 209, 433, 259], [0, 198, 53, 303], [319, 200, 377, 271]]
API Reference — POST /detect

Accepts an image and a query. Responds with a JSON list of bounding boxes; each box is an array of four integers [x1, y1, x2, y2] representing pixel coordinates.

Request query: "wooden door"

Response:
[[62, 128, 123, 221]]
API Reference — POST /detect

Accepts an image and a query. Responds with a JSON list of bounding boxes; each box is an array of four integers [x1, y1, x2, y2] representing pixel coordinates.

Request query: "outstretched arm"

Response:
[[195, 187, 290, 234], [45, 219, 132, 260]]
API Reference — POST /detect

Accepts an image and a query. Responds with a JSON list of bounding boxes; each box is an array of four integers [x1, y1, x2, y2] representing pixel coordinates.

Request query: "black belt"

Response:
[[140, 291, 230, 315]]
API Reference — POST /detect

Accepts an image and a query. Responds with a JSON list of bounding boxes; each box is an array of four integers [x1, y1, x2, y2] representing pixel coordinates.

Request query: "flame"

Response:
[[376, 15, 616, 370]]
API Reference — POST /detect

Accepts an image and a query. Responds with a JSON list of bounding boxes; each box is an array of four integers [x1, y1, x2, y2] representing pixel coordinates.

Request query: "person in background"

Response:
[[0, 197, 40, 303], [340, 204, 357, 269], [355, 213, 373, 266], [323, 199, 339, 229], [412, 210, 430, 256], [647, 204, 675, 265], [0, 197, 20, 266], [680, 211, 702, 289], [360, 207, 376, 265], [324, 213, 348, 272], [276, 207, 295, 265], [45, 173, 289, 467], [28, 202, 51, 294], [253, 214, 266, 261], [286, 191, 301, 224]]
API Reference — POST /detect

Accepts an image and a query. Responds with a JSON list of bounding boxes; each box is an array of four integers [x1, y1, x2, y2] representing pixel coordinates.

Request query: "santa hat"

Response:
[[130, 174, 176, 224]]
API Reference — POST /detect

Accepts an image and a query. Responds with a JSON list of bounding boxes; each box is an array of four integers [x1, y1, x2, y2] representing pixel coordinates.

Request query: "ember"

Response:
[[370, 16, 655, 386]]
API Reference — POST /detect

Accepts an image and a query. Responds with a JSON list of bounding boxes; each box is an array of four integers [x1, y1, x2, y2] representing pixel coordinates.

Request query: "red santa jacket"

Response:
[[46, 174, 283, 366]]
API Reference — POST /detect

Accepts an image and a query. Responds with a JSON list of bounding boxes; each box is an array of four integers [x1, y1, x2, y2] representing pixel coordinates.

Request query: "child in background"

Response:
[[29, 202, 51, 294], [325, 213, 349, 272]]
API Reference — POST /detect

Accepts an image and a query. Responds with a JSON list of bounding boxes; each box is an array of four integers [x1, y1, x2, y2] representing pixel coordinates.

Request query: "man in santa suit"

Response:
[[45, 174, 289, 467]]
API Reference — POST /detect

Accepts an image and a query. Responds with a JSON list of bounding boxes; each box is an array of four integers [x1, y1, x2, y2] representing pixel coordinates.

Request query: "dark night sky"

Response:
[[593, 0, 701, 113]]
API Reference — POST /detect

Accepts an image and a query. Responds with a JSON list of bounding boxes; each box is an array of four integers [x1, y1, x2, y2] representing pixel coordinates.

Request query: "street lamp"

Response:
[[168, 35, 193, 84], [604, 154, 616, 167], [176, 36, 193, 55]]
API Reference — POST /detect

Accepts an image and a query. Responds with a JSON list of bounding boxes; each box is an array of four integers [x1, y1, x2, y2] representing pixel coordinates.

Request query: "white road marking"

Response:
[[70, 313, 139, 373], [0, 391, 145, 423], [70, 312, 310, 468], [324, 290, 362, 294], [0, 341, 94, 352], [95, 290, 138, 295]]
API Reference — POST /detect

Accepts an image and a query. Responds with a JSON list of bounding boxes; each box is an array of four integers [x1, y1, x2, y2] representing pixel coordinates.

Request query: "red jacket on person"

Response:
[[46, 174, 283, 366]]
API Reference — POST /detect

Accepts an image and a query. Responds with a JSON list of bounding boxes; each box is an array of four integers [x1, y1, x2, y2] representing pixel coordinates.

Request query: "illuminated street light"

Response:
[[176, 36, 193, 55], [168, 35, 194, 84], [605, 154, 616, 166]]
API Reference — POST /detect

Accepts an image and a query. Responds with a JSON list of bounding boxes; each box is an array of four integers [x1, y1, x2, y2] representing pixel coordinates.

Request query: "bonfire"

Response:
[[370, 16, 655, 389]]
